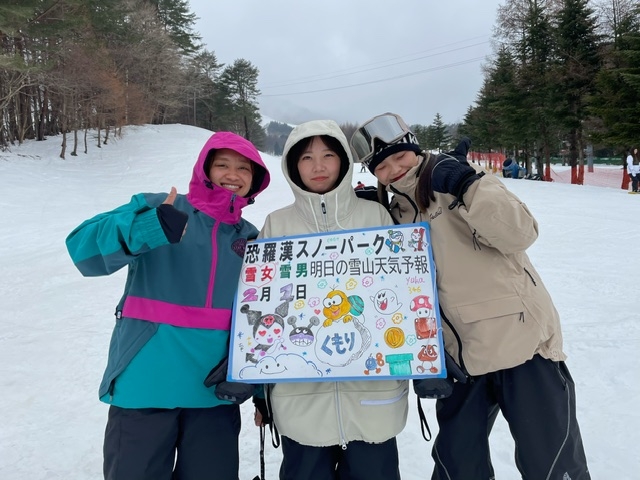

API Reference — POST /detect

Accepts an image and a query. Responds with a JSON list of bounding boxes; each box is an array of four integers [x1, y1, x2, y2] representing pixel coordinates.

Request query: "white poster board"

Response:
[[228, 222, 446, 383]]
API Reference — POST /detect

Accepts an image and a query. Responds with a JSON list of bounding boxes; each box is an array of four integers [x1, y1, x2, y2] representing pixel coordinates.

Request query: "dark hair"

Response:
[[415, 153, 438, 211], [286, 135, 349, 192], [373, 181, 391, 209]]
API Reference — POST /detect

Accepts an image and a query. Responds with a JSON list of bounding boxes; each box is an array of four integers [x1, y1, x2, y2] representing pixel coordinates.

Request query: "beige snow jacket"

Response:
[[259, 120, 409, 447], [387, 155, 565, 376]]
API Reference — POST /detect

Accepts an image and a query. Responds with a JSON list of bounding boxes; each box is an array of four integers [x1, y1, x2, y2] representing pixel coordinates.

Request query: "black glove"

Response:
[[444, 350, 468, 384], [203, 356, 255, 404], [448, 136, 472, 162], [214, 381, 255, 404], [418, 137, 482, 209], [156, 203, 188, 244], [413, 351, 468, 399], [204, 356, 228, 387], [413, 377, 454, 399], [253, 397, 272, 425], [431, 156, 478, 197]]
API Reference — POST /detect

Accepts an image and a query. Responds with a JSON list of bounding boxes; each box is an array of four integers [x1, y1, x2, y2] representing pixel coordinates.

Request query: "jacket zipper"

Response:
[[519, 269, 537, 322], [471, 229, 482, 250], [334, 383, 348, 450], [439, 308, 470, 378], [206, 221, 220, 308], [524, 267, 537, 286], [320, 196, 329, 231]]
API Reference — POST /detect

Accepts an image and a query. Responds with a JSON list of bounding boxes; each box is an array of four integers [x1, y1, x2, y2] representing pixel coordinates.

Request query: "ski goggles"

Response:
[[350, 113, 413, 166]]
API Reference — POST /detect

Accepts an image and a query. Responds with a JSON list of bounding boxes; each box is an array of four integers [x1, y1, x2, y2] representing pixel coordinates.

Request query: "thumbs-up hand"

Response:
[[157, 187, 188, 244], [162, 186, 178, 206]]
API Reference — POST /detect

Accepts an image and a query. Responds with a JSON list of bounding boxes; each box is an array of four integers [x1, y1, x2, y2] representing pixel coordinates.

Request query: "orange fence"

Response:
[[469, 151, 506, 170], [549, 166, 629, 189], [470, 151, 629, 190]]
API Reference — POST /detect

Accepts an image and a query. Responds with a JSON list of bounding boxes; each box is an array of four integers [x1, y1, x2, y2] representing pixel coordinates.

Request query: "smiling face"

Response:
[[373, 149, 419, 185], [323, 290, 351, 320], [297, 136, 341, 194], [207, 148, 254, 197], [372, 288, 401, 314]]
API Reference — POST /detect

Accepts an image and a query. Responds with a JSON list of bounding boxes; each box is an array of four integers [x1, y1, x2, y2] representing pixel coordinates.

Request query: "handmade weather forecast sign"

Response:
[[227, 222, 446, 383]]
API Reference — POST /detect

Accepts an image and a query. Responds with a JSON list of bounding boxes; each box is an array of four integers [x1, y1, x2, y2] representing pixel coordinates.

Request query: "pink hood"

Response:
[[186, 131, 270, 224]]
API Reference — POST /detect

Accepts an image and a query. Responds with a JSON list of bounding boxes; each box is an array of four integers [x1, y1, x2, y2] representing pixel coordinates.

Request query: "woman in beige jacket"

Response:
[[258, 119, 409, 480], [350, 112, 590, 480]]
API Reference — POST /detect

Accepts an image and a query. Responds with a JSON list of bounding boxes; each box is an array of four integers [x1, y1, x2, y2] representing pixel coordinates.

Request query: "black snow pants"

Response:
[[279, 435, 401, 480], [103, 404, 241, 480], [431, 354, 590, 480]]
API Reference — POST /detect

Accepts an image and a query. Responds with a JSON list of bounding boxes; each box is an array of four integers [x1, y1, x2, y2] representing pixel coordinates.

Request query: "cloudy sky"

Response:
[[188, 0, 505, 127]]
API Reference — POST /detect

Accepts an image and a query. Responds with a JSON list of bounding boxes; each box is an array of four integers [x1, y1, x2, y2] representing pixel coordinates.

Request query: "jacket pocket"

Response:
[[456, 295, 524, 323], [360, 385, 409, 406], [452, 296, 543, 375]]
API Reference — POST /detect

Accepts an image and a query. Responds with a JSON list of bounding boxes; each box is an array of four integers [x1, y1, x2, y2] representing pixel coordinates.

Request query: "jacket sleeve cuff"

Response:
[[132, 208, 169, 249]]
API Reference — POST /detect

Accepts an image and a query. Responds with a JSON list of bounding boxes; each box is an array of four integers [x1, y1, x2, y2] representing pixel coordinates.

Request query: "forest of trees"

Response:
[[461, 0, 640, 181], [1, 0, 639, 185], [0, 0, 263, 155]]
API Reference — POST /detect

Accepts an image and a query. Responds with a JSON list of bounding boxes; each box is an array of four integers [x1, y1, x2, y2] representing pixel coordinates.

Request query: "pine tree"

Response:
[[426, 113, 451, 152], [218, 59, 263, 146], [148, 0, 201, 55], [463, 47, 518, 153], [590, 0, 640, 149], [183, 49, 224, 128], [554, 0, 601, 183], [516, 0, 558, 179]]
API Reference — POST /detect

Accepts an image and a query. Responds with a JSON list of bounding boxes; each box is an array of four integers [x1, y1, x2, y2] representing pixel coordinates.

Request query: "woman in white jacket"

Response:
[[257, 120, 409, 480]]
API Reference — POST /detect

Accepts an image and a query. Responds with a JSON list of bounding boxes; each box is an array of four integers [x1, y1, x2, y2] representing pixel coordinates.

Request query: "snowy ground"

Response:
[[1, 124, 638, 479]]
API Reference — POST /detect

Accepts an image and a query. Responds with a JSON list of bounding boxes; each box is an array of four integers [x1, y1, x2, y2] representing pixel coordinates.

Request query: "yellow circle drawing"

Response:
[[384, 327, 405, 349]]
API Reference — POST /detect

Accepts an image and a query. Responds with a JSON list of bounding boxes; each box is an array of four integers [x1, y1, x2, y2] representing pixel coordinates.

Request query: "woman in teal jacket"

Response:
[[66, 131, 270, 480]]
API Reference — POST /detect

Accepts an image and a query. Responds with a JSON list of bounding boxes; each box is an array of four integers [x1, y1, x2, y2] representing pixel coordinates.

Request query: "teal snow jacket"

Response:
[[66, 132, 270, 405]]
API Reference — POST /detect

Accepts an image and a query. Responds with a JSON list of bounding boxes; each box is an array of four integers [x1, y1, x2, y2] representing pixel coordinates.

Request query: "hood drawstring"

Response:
[[333, 191, 347, 231]]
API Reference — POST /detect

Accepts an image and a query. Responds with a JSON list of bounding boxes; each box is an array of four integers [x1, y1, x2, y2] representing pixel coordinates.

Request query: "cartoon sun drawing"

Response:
[[321, 288, 364, 328]]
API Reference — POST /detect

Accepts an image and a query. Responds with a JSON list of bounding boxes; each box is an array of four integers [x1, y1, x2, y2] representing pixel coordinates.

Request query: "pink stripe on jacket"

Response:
[[123, 296, 232, 330]]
